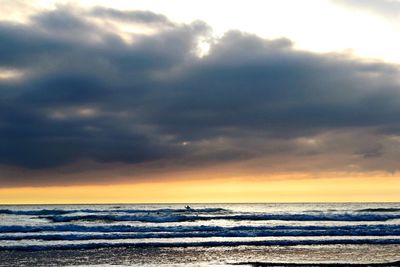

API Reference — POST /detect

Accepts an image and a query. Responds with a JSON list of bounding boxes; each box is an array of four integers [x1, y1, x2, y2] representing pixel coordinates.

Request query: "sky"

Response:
[[1, 0, 400, 203]]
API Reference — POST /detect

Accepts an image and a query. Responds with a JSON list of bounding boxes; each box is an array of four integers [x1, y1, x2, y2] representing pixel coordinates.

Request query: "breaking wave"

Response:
[[1, 204, 400, 251], [0, 224, 398, 234], [1, 227, 400, 241], [2, 238, 400, 251], [40, 213, 400, 223], [0, 207, 226, 216], [356, 208, 400, 213]]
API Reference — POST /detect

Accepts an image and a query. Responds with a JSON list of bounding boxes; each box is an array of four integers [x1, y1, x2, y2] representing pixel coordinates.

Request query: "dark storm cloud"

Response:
[[90, 7, 173, 26], [1, 6, 400, 185], [149, 31, 400, 138]]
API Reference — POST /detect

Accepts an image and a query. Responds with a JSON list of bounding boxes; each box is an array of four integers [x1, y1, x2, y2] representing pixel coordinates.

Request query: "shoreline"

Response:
[[234, 261, 400, 267], [1, 245, 400, 266]]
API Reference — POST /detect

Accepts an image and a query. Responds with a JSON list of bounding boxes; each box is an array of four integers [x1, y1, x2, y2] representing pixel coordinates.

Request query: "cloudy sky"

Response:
[[1, 0, 400, 203]]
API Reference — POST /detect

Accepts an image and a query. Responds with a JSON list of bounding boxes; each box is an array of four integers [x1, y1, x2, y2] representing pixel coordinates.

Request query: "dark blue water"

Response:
[[1, 203, 400, 265]]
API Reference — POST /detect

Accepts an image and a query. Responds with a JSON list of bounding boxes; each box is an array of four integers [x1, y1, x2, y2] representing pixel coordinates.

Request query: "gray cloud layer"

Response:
[[1, 6, 400, 185]]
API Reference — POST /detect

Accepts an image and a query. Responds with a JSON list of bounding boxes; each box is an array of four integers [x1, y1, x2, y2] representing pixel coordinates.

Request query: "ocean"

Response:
[[0, 203, 400, 266]]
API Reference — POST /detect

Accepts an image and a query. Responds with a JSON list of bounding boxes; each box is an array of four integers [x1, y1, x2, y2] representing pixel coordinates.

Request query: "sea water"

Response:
[[0, 203, 400, 266]]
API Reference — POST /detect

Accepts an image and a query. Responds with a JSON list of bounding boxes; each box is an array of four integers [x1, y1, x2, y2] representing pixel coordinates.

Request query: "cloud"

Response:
[[1, 5, 400, 185], [332, 0, 400, 18], [89, 7, 174, 26]]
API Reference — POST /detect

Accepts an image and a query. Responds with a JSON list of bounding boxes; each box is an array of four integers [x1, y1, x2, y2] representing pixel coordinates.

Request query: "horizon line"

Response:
[[1, 201, 400, 206]]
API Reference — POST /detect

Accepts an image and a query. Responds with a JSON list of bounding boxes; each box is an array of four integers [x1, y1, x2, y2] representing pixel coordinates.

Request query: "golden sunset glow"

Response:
[[2, 173, 400, 204]]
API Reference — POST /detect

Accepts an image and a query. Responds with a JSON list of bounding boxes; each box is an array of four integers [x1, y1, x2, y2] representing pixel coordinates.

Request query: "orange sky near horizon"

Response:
[[1, 173, 399, 204]]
